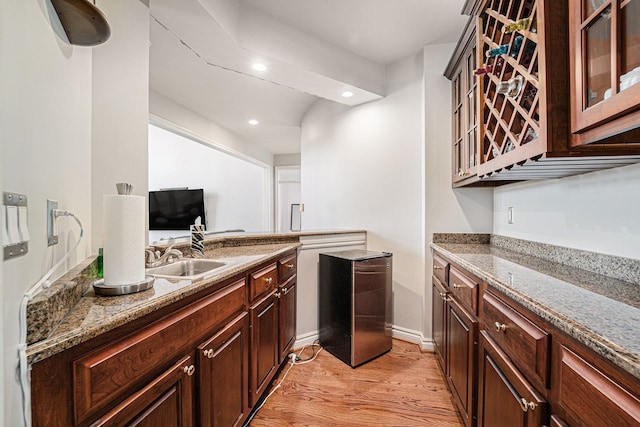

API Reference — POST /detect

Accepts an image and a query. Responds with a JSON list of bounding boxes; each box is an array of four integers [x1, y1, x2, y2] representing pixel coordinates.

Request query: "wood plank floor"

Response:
[[250, 339, 463, 426]]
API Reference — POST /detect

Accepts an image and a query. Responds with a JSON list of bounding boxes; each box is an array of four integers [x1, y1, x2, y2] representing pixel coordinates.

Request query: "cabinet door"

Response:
[[92, 355, 194, 427], [198, 313, 249, 427], [278, 276, 297, 363], [477, 331, 547, 427], [250, 291, 279, 406], [446, 297, 478, 427], [432, 276, 448, 372], [570, 0, 640, 145]]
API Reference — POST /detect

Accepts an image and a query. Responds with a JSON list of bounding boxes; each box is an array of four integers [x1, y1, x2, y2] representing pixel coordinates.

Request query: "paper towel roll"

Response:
[[103, 195, 145, 286]]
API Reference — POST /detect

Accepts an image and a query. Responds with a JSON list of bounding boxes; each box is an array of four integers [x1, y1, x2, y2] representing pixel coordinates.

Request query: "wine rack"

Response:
[[477, 0, 558, 178]]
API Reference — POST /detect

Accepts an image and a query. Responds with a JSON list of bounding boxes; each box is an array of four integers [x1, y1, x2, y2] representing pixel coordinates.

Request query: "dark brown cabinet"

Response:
[[447, 17, 481, 186], [31, 250, 298, 427], [197, 313, 249, 427], [431, 260, 478, 427], [446, 298, 478, 427], [433, 248, 640, 427], [249, 290, 279, 407], [92, 355, 195, 427], [569, 0, 640, 146], [432, 276, 448, 372], [446, 0, 640, 186], [477, 331, 547, 427], [278, 274, 297, 363]]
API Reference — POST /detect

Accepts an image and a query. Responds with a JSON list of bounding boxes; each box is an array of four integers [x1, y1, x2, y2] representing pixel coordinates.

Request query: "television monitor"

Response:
[[149, 188, 206, 230]]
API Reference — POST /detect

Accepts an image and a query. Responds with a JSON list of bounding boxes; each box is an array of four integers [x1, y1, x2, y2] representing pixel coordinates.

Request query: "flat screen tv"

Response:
[[149, 188, 206, 230]]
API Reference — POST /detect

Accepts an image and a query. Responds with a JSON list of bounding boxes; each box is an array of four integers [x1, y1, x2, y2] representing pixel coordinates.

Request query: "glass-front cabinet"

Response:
[[447, 18, 480, 187], [570, 0, 640, 146]]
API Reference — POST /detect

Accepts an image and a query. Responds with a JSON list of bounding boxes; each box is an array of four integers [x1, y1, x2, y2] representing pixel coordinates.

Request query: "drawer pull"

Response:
[[183, 365, 195, 376], [452, 283, 463, 289], [519, 398, 537, 412], [439, 292, 451, 302], [264, 277, 273, 284], [495, 322, 507, 332], [275, 292, 282, 298], [203, 349, 213, 359], [286, 263, 294, 268], [434, 265, 444, 271]]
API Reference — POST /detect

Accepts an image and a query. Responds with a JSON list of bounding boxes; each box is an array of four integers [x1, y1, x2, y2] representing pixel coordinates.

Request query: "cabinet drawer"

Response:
[[481, 291, 550, 389], [558, 345, 640, 427], [72, 279, 246, 424], [250, 263, 278, 302], [433, 254, 448, 285], [278, 253, 297, 282], [449, 266, 478, 315]]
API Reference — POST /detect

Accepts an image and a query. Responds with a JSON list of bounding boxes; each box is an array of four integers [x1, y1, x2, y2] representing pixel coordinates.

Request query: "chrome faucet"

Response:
[[145, 245, 183, 268]]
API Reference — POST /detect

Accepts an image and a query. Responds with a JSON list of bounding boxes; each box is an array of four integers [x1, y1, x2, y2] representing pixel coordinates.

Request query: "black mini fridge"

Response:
[[319, 250, 392, 367]]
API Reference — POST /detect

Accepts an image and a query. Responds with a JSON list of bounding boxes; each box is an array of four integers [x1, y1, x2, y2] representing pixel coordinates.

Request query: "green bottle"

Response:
[[97, 247, 104, 278]]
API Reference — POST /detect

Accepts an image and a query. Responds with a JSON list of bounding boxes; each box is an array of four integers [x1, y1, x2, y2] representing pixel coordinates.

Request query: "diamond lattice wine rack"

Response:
[[475, 0, 570, 180]]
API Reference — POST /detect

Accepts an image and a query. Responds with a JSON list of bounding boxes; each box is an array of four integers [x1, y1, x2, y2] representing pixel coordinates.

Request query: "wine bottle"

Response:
[[474, 65, 493, 75], [503, 18, 530, 34], [486, 44, 509, 58], [510, 35, 524, 58]]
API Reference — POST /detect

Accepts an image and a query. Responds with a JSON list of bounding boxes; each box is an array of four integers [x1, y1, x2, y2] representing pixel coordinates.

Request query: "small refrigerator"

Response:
[[319, 250, 392, 367]]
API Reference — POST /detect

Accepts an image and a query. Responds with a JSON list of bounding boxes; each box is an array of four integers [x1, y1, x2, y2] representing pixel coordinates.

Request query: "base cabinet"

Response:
[[92, 355, 195, 427], [446, 298, 478, 427], [278, 275, 297, 363], [433, 249, 640, 427], [477, 332, 547, 427], [31, 250, 298, 427], [249, 291, 279, 407], [198, 313, 249, 427]]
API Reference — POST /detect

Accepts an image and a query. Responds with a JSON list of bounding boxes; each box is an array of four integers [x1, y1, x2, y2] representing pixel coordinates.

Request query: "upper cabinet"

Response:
[[446, 0, 640, 187], [446, 18, 481, 186], [569, 0, 640, 146]]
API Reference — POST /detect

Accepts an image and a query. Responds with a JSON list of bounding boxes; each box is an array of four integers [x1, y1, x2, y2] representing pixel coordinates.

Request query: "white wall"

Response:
[[0, 1, 149, 425], [423, 44, 494, 341], [301, 53, 428, 341], [494, 163, 640, 259], [91, 0, 150, 251], [0, 1, 93, 424], [148, 124, 268, 234]]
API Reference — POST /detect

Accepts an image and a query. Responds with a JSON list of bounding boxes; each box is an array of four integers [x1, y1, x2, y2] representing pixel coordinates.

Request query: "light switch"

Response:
[[18, 206, 30, 242], [2, 207, 10, 246], [7, 205, 20, 244]]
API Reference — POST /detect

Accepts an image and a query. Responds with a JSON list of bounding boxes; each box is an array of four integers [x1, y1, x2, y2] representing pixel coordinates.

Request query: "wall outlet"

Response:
[[47, 199, 59, 246], [507, 207, 515, 224]]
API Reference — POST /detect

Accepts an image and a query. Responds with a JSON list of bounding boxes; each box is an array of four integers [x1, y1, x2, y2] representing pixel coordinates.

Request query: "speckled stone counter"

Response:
[[430, 238, 640, 381], [26, 242, 300, 365]]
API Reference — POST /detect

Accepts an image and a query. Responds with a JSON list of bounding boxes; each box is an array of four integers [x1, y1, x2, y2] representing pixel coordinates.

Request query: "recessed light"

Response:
[[252, 63, 267, 72], [248, 119, 259, 125], [342, 91, 354, 98]]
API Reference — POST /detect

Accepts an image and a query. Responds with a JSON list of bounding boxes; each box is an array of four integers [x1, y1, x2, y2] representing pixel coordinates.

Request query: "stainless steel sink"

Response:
[[146, 258, 227, 280]]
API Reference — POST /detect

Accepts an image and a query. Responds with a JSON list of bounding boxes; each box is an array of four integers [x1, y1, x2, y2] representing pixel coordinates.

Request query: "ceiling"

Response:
[[149, 0, 468, 156]]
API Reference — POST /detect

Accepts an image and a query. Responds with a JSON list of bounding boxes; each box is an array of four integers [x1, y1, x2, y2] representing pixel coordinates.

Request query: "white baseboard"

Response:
[[294, 327, 435, 352], [293, 330, 319, 349], [392, 325, 435, 352]]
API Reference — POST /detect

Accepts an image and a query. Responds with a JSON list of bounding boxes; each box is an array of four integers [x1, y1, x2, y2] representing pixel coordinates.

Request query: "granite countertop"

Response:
[[26, 242, 301, 365], [430, 240, 640, 381]]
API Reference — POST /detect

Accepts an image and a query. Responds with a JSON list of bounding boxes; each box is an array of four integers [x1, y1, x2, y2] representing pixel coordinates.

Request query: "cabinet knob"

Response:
[[434, 265, 444, 271], [203, 349, 213, 359], [495, 322, 507, 332], [439, 292, 451, 302], [452, 283, 463, 289], [286, 263, 294, 268], [519, 398, 537, 412], [183, 365, 195, 376]]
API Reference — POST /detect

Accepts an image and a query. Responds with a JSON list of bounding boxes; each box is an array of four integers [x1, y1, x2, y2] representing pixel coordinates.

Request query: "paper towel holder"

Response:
[[93, 276, 155, 296]]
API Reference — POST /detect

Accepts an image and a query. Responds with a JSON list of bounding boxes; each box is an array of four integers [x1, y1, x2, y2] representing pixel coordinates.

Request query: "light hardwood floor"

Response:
[[250, 339, 463, 426]]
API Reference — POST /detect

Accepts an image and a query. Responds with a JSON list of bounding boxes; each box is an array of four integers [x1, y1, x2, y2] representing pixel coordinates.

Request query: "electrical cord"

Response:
[[18, 210, 84, 427], [255, 342, 324, 412]]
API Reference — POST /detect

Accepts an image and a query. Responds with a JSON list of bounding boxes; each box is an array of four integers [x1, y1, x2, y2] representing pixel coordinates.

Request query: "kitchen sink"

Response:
[[146, 258, 227, 280]]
